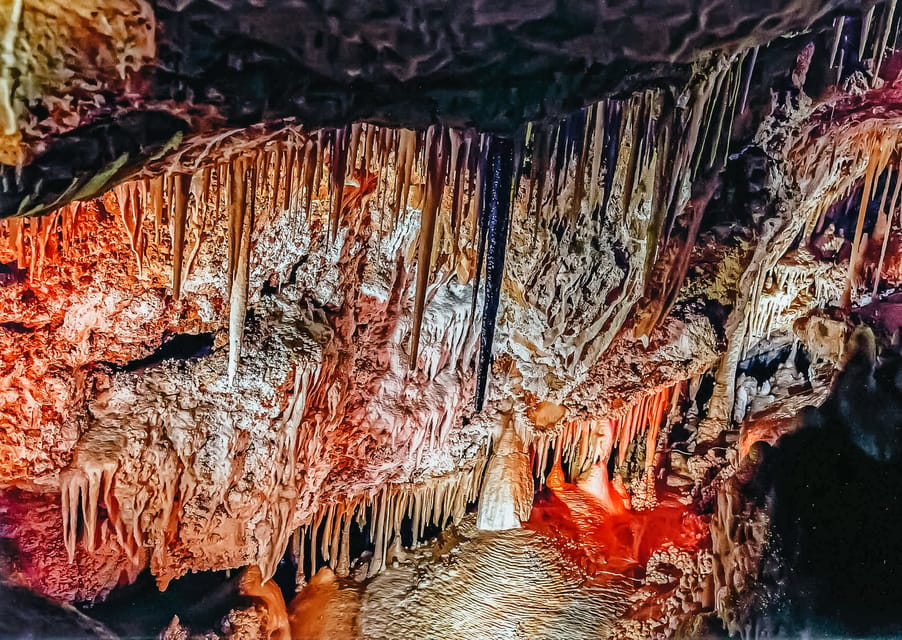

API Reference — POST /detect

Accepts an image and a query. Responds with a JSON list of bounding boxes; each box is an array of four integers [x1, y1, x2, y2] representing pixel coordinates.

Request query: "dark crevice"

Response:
[[737, 345, 793, 384], [101, 332, 215, 373], [0, 261, 27, 287], [79, 569, 248, 637]]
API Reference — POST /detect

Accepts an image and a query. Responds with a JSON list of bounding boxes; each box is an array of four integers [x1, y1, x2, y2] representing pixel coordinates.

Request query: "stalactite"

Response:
[[183, 169, 212, 280], [328, 127, 349, 241], [837, 47, 846, 86], [830, 16, 846, 68], [860, 5, 876, 61], [311, 136, 325, 216], [170, 173, 190, 300], [280, 145, 295, 213], [290, 457, 487, 585], [336, 505, 352, 577], [292, 528, 306, 590], [150, 175, 164, 245], [368, 488, 386, 578], [874, 163, 902, 296], [601, 100, 622, 218], [738, 46, 759, 115], [114, 182, 145, 275], [447, 130, 464, 256], [59, 461, 120, 563], [718, 55, 743, 167], [843, 140, 893, 308], [618, 102, 640, 217], [876, 0, 898, 78], [392, 129, 416, 229], [228, 157, 254, 383], [694, 69, 725, 178], [469, 135, 490, 325], [59, 470, 80, 563], [308, 510, 318, 582], [347, 124, 362, 179], [409, 126, 449, 368], [319, 502, 337, 562], [708, 67, 733, 170], [474, 136, 516, 411]]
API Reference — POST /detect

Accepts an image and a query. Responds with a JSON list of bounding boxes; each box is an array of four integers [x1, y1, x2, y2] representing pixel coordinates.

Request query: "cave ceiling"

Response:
[[2, 0, 902, 639]]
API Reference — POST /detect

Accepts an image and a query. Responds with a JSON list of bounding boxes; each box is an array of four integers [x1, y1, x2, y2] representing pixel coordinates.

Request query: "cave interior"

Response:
[[1, 0, 902, 638]]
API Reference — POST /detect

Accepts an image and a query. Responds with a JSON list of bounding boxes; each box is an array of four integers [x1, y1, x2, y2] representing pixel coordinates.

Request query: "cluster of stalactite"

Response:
[[531, 385, 676, 511], [829, 1, 900, 88], [59, 397, 486, 588], [738, 121, 902, 372], [842, 151, 902, 306], [790, 139, 902, 308], [54, 332, 692, 589], [57, 331, 324, 587], [790, 2, 902, 312], [1, 48, 762, 412], [289, 457, 487, 588], [746, 250, 845, 343], [714, 161, 901, 418]]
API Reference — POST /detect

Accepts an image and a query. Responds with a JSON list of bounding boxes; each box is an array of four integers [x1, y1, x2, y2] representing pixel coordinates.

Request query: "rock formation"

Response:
[[1, 1, 902, 638]]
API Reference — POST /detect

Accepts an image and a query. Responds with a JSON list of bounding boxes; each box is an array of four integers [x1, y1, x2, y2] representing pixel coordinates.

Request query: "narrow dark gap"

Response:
[[695, 372, 716, 420], [0, 261, 27, 286], [101, 332, 215, 373], [737, 344, 793, 384]]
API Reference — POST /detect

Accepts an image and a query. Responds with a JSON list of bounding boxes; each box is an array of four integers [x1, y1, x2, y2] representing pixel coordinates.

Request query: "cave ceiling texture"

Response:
[[3, 0, 902, 638]]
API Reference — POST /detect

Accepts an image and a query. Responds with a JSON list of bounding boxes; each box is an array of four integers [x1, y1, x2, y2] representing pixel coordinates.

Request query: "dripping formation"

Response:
[[5, 1, 902, 638], [290, 459, 487, 586], [2, 50, 757, 411]]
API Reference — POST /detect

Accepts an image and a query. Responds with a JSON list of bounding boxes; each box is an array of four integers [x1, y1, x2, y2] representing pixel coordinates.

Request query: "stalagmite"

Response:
[[476, 413, 532, 530], [545, 447, 565, 490], [239, 566, 291, 640], [576, 463, 626, 514]]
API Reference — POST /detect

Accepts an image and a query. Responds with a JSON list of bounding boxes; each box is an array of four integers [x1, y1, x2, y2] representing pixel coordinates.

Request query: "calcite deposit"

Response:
[[2, 1, 902, 639]]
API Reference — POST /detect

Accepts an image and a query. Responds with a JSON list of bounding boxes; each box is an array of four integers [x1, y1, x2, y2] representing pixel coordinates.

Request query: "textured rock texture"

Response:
[[1, 1, 902, 639]]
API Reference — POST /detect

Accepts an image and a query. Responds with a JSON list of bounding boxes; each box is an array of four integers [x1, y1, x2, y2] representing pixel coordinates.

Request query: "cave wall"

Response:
[[2, 1, 902, 638]]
